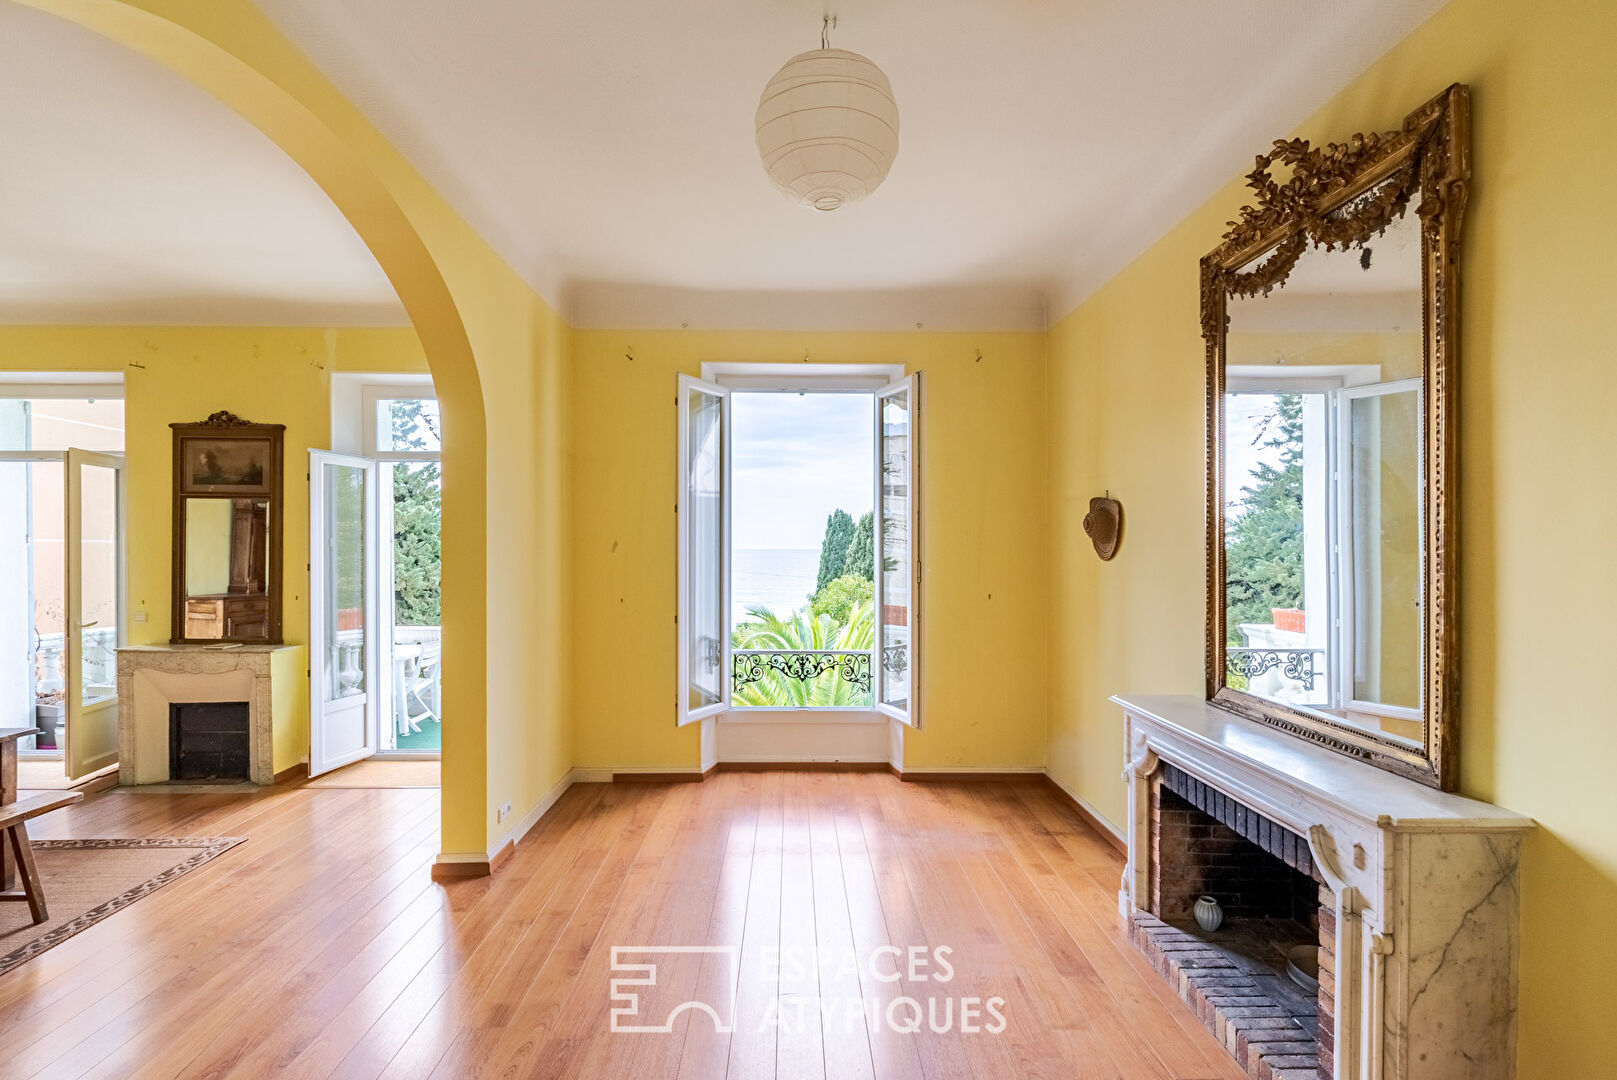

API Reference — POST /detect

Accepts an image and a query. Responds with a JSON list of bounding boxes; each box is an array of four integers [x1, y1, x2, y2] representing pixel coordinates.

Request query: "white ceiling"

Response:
[[0, 4, 403, 325], [0, 0, 1449, 330], [257, 0, 1448, 330]]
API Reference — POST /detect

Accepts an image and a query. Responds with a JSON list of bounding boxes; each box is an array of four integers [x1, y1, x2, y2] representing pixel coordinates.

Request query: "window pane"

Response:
[[390, 462, 442, 750], [325, 463, 367, 701], [77, 463, 119, 706], [1350, 388, 1421, 708], [375, 398, 441, 453], [687, 389, 724, 710], [0, 462, 65, 740], [879, 389, 911, 709], [1222, 392, 1329, 708]]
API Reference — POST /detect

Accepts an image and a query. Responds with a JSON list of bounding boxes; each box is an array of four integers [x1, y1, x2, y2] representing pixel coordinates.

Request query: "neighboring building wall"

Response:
[[1045, 1, 1617, 1075]]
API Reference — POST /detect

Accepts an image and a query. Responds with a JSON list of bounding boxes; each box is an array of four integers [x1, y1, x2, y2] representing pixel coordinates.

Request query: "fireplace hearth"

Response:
[[1140, 763, 1333, 1079]]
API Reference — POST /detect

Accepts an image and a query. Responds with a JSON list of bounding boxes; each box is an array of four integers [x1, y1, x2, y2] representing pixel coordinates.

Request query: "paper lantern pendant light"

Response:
[[755, 19, 899, 212]]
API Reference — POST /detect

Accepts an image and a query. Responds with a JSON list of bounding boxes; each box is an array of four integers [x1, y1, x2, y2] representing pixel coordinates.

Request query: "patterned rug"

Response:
[[0, 836, 243, 977]]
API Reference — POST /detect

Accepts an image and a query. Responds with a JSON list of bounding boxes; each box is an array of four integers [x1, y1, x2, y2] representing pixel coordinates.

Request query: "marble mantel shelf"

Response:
[[1111, 695, 1534, 832], [1114, 694, 1535, 1080]]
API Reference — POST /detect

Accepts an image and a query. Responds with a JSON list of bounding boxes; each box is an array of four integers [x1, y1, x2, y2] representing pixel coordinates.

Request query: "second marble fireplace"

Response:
[[1115, 695, 1534, 1080], [117, 643, 304, 785]]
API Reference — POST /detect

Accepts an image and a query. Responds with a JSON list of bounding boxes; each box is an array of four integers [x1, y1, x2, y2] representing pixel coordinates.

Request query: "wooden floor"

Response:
[[0, 772, 1244, 1080]]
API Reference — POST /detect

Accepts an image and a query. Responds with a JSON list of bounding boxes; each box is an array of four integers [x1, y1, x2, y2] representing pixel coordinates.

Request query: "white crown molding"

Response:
[[564, 282, 1048, 332], [0, 299, 410, 328]]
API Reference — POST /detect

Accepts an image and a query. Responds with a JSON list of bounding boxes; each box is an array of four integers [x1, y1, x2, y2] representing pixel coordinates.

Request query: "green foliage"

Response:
[[730, 600, 876, 708], [1225, 394, 1305, 643], [815, 509, 856, 594], [842, 511, 875, 581], [334, 469, 366, 611], [810, 574, 874, 623], [389, 400, 441, 626]]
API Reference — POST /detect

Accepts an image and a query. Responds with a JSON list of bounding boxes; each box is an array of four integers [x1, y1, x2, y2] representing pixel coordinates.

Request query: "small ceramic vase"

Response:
[[1193, 895, 1223, 932]]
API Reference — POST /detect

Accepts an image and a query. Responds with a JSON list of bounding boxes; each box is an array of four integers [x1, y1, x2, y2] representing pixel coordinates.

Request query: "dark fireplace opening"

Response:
[[1132, 764, 1335, 1080], [169, 701, 250, 781]]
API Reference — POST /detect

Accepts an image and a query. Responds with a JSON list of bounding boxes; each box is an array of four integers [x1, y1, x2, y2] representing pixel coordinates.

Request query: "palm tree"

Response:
[[731, 600, 876, 707]]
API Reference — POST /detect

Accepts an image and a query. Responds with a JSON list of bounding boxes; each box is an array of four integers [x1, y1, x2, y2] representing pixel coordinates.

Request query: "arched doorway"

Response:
[[12, 0, 491, 859]]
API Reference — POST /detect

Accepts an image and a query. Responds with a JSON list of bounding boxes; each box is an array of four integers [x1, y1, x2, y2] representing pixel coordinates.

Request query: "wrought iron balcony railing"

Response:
[[731, 648, 873, 707], [1225, 647, 1323, 686]]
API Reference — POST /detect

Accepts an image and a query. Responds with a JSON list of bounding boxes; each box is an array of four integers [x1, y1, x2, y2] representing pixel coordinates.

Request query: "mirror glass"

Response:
[[182, 496, 272, 641], [1222, 198, 1424, 746]]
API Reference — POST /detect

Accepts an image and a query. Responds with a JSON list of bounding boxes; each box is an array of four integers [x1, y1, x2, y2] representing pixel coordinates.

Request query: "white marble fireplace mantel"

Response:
[[1115, 694, 1535, 1080], [118, 644, 302, 786]]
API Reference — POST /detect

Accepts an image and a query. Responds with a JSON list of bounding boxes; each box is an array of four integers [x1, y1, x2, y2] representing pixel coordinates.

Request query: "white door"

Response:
[[676, 375, 730, 725], [64, 448, 123, 779], [309, 450, 379, 775], [875, 376, 920, 727]]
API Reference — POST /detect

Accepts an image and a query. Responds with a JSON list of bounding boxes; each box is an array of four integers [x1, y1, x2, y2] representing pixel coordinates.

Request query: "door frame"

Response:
[[308, 450, 381, 776], [64, 448, 125, 779]]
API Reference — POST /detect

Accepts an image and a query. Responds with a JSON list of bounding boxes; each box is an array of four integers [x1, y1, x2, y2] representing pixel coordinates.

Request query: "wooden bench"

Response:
[[0, 791, 85, 924]]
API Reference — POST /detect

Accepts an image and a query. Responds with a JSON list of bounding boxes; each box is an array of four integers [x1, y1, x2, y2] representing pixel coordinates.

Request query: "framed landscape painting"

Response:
[[178, 434, 274, 495]]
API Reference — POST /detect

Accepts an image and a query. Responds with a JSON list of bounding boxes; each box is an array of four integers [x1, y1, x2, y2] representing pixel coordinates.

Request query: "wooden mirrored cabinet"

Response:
[[170, 412, 285, 644], [1202, 85, 1469, 789]]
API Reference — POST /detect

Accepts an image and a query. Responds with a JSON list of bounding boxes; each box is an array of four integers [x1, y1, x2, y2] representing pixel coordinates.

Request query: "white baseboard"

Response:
[[453, 762, 1124, 869], [485, 766, 579, 858], [434, 766, 584, 869], [894, 764, 1046, 775]]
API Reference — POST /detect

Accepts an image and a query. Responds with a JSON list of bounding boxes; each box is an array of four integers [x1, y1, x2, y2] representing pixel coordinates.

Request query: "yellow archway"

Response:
[[15, 0, 491, 857]]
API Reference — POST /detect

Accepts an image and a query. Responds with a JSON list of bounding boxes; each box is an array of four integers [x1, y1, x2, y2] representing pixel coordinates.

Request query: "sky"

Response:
[[731, 391, 873, 550], [1224, 392, 1289, 520]]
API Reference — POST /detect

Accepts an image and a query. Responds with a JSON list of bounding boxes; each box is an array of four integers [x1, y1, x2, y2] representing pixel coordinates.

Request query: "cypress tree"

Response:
[[815, 509, 856, 594]]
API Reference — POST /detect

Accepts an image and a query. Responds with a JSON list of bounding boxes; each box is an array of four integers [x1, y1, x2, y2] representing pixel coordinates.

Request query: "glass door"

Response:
[[309, 451, 378, 775], [64, 449, 123, 779]]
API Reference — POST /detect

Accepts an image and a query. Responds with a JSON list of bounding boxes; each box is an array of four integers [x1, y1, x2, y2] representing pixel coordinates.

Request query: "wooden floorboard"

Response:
[[0, 772, 1244, 1080]]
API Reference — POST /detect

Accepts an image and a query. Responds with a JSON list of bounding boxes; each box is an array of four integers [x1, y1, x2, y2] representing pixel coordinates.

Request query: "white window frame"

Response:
[[1226, 364, 1421, 725], [361, 381, 442, 462], [345, 376, 442, 758], [0, 377, 127, 763], [681, 363, 915, 727], [1335, 378, 1424, 725], [677, 375, 731, 725]]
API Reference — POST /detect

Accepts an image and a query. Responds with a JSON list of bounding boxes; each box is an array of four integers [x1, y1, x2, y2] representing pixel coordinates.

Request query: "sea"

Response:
[[732, 548, 819, 624]]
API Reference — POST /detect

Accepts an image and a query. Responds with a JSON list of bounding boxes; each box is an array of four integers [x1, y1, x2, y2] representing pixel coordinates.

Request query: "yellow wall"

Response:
[[269, 643, 307, 774], [17, 0, 579, 858], [1226, 331, 1421, 380], [0, 326, 423, 772], [569, 330, 1048, 773], [1046, 0, 1617, 1074]]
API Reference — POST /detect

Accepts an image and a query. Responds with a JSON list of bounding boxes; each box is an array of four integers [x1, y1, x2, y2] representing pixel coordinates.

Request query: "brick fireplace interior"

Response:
[[1129, 764, 1336, 1080]]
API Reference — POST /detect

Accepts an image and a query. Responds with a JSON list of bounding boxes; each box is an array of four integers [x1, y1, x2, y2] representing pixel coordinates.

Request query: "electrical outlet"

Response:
[[498, 801, 512, 824], [133, 610, 147, 624]]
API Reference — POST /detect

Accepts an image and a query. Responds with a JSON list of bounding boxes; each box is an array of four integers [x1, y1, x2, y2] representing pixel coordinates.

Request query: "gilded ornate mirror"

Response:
[[1203, 85, 1468, 789], [170, 412, 285, 644]]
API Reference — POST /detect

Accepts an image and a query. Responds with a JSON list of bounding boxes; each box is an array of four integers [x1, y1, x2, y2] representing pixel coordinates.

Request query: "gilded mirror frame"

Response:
[[1202, 84, 1469, 790]]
